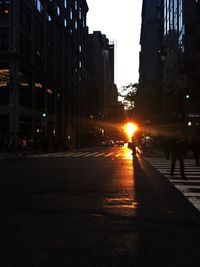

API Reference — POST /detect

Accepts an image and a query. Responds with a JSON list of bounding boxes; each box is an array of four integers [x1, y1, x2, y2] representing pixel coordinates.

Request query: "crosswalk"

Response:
[[26, 151, 127, 159], [145, 157, 200, 212]]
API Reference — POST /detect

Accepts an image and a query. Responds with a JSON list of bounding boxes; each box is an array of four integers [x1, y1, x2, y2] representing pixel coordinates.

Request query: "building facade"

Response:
[[162, 0, 200, 132], [0, 0, 88, 150], [138, 0, 164, 122], [86, 31, 118, 142], [138, 0, 200, 134]]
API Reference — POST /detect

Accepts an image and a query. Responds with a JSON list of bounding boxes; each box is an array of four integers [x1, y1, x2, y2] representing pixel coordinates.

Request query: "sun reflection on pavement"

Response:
[[102, 143, 139, 217], [121, 143, 133, 159]]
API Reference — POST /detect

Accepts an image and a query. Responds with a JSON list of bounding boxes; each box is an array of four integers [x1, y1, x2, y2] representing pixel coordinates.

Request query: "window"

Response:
[[169, 0, 174, 30], [0, 66, 9, 105], [19, 68, 32, 108], [178, 0, 183, 32], [0, 0, 9, 16], [35, 0, 43, 13], [47, 86, 55, 115], [82, 16, 85, 28], [70, 8, 73, 20], [47, 14, 52, 22], [57, 5, 60, 16], [79, 7, 82, 19], [64, 0, 67, 9], [75, 19, 78, 29], [75, 0, 78, 10], [174, 0, 178, 30], [35, 78, 45, 112], [64, 19, 67, 27]]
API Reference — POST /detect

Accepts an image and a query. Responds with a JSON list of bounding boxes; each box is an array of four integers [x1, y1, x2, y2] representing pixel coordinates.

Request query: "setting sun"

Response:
[[124, 122, 138, 140]]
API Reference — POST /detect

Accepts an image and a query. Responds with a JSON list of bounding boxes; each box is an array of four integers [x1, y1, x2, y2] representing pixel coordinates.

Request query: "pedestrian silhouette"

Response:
[[169, 136, 187, 179]]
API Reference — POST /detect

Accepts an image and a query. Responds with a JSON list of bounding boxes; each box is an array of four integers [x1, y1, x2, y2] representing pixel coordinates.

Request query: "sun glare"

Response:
[[124, 122, 138, 140]]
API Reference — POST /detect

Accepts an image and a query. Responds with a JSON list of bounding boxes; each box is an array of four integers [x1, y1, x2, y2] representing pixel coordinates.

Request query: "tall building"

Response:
[[86, 31, 119, 141], [87, 31, 117, 117], [162, 0, 199, 132], [138, 0, 164, 122], [0, 0, 88, 149], [138, 0, 200, 133]]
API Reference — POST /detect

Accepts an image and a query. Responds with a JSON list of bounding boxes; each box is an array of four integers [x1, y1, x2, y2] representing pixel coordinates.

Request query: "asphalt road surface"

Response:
[[0, 145, 200, 266]]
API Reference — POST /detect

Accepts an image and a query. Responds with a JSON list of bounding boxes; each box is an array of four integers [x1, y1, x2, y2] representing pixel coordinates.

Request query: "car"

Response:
[[117, 140, 124, 146], [102, 140, 114, 147]]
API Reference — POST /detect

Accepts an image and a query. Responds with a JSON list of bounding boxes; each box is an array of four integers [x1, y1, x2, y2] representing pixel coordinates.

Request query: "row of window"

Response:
[[0, 0, 9, 16], [35, 0, 78, 12], [164, 0, 183, 36], [35, 0, 85, 28], [0, 66, 56, 112]]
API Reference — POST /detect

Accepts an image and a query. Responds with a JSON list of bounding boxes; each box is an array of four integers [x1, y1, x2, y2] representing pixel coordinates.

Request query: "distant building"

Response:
[[0, 0, 88, 149], [87, 32, 117, 117], [86, 31, 120, 140]]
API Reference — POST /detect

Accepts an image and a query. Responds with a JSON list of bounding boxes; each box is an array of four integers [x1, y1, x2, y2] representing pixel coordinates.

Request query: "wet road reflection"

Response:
[[102, 144, 139, 217]]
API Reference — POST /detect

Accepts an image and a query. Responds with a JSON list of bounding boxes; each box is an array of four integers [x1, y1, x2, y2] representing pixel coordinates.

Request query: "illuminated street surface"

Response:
[[0, 146, 200, 266]]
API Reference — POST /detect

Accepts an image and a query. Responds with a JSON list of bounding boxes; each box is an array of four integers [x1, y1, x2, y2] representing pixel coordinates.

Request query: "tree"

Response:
[[119, 83, 138, 110]]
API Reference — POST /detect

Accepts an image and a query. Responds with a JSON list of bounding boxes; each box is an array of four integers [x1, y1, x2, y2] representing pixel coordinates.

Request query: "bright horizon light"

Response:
[[124, 122, 138, 140], [86, 0, 143, 91]]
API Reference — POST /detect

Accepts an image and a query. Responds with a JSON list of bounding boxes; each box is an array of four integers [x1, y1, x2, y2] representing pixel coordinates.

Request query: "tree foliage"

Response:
[[119, 83, 138, 110]]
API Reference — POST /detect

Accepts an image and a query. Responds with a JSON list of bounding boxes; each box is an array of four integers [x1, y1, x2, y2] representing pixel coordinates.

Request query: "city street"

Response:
[[0, 145, 200, 266]]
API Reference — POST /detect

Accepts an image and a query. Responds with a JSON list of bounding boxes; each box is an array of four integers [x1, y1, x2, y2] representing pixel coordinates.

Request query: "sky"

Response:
[[86, 0, 143, 91]]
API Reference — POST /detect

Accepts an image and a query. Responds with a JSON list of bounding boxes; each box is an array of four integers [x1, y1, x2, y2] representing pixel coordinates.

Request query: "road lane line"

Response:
[[94, 153, 105, 157], [83, 152, 99, 157], [104, 153, 114, 157]]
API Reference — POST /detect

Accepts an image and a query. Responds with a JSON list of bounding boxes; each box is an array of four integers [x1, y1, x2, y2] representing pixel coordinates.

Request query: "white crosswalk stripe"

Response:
[[104, 152, 114, 157], [145, 157, 200, 212], [26, 151, 129, 159]]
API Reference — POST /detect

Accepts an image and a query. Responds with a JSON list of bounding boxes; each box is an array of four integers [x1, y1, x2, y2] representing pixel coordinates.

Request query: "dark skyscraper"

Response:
[[138, 0, 164, 121], [0, 0, 89, 149], [138, 0, 200, 132]]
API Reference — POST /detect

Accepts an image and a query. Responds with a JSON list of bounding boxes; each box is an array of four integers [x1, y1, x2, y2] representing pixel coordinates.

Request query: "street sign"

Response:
[[186, 113, 200, 118]]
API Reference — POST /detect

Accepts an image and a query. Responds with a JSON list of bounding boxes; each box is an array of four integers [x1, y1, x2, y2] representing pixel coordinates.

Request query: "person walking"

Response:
[[169, 136, 187, 179]]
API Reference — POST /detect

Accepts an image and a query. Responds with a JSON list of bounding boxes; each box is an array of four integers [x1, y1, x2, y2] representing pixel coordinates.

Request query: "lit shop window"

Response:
[[0, 66, 9, 105], [0, 68, 9, 88]]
